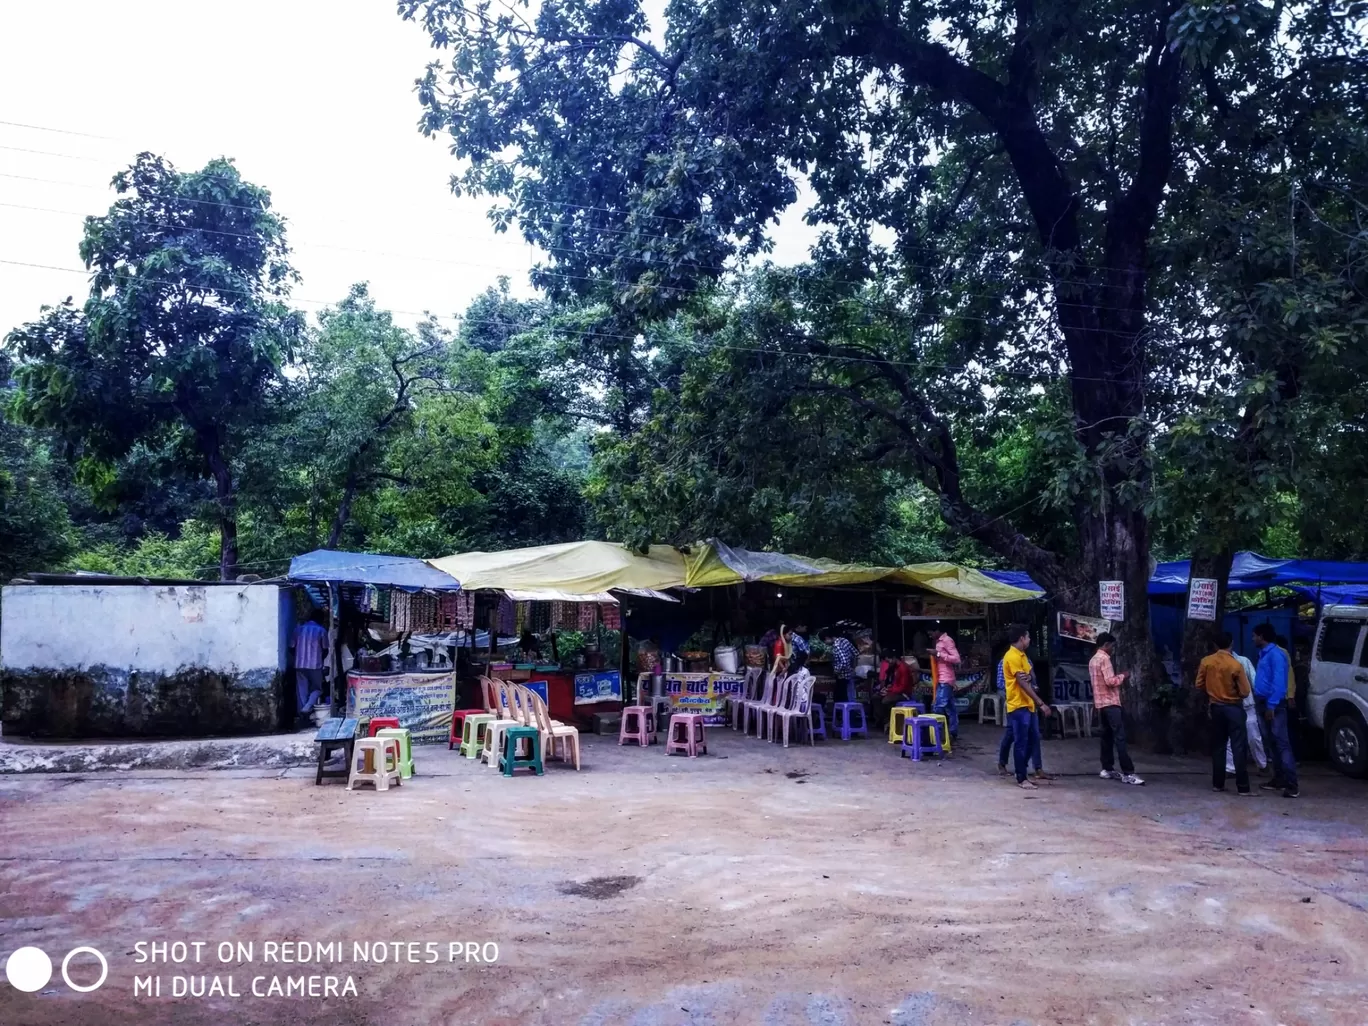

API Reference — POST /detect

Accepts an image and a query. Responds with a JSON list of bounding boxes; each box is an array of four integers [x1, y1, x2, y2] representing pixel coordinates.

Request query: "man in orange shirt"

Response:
[[1090, 632, 1142, 785], [1195, 632, 1255, 795]]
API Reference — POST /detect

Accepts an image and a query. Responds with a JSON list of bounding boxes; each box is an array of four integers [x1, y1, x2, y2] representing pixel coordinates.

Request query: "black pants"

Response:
[[1099, 705, 1134, 775], [1210, 702, 1250, 793]]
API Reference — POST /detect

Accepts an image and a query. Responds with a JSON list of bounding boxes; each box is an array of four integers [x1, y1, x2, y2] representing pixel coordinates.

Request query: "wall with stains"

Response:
[[1, 584, 289, 738]]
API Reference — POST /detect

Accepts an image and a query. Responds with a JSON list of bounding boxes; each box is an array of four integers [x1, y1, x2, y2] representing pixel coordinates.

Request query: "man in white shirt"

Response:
[[1226, 649, 1267, 775]]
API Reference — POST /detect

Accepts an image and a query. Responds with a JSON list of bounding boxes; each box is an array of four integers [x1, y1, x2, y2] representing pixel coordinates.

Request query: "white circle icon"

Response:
[[5, 946, 53, 992], [61, 948, 108, 993]]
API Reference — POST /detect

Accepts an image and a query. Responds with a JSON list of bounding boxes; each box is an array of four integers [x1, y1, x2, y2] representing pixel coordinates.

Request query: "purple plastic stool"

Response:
[[901, 715, 945, 761], [833, 702, 868, 740], [808, 704, 827, 741], [895, 700, 926, 715]]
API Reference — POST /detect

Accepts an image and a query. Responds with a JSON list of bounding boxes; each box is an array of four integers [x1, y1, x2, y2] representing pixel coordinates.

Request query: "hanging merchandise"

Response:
[[600, 603, 621, 630], [375, 587, 392, 625], [577, 602, 598, 631], [515, 601, 529, 636], [497, 595, 517, 636], [414, 593, 441, 632], [530, 601, 551, 634], [438, 593, 460, 631], [551, 601, 575, 631], [455, 591, 475, 630], [390, 591, 412, 632]]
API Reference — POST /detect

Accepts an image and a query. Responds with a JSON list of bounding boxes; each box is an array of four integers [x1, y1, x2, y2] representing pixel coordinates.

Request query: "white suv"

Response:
[[1308, 605, 1368, 778]]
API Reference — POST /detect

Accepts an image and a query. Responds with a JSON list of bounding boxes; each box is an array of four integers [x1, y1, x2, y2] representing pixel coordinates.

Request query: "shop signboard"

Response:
[[1187, 578, 1218, 621], [346, 670, 455, 745], [898, 595, 985, 620], [573, 670, 622, 705], [1099, 581, 1125, 621], [1057, 612, 1110, 644], [662, 672, 747, 725], [524, 680, 550, 705]]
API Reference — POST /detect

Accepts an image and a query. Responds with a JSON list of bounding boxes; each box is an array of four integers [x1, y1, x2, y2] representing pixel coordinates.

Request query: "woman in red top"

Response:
[[874, 648, 916, 729]]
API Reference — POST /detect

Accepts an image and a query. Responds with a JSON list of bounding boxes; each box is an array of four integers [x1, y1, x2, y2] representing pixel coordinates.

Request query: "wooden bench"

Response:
[[314, 717, 359, 785]]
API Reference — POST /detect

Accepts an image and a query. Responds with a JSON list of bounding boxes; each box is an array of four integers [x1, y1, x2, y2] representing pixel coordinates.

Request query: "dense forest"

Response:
[[3, 3, 1367, 732]]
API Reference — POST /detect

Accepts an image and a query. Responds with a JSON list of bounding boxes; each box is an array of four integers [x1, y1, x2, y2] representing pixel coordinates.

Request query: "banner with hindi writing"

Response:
[[346, 670, 455, 746], [662, 672, 747, 725], [573, 670, 623, 705]]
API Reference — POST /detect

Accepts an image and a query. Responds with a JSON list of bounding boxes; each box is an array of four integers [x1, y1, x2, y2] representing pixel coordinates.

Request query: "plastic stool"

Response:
[[887, 703, 926, 744], [1057, 704, 1085, 738], [920, 712, 952, 753], [374, 727, 414, 779], [500, 725, 544, 776], [978, 693, 1002, 726], [665, 713, 707, 757], [367, 717, 400, 737], [460, 712, 497, 759], [900, 716, 945, 762], [449, 707, 488, 750], [808, 704, 827, 741], [347, 737, 402, 791], [618, 706, 654, 747], [833, 702, 868, 740]]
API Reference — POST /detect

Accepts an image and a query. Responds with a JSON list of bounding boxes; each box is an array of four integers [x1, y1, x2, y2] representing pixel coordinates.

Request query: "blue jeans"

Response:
[[1257, 700, 1298, 790], [1007, 709, 1036, 782], [933, 683, 959, 737], [838, 676, 856, 703], [296, 667, 323, 717], [999, 709, 1042, 771]]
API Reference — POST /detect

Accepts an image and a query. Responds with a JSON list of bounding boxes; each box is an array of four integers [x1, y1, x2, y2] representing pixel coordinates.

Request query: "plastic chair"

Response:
[[900, 716, 945, 762], [732, 668, 764, 731], [978, 693, 1003, 726], [482, 680, 530, 769], [757, 674, 794, 742], [665, 713, 707, 757], [499, 725, 544, 776], [1056, 704, 1084, 739], [347, 737, 402, 791], [833, 702, 868, 740], [771, 676, 817, 748], [529, 690, 581, 770], [744, 672, 783, 737]]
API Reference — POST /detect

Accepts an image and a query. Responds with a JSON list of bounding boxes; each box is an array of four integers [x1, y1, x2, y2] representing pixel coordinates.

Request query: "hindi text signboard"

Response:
[[346, 670, 455, 745], [573, 670, 623, 705], [1187, 578, 1218, 621], [1099, 581, 1125, 621]]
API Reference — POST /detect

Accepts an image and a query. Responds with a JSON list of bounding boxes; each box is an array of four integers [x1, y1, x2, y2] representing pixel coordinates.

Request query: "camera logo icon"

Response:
[[5, 946, 108, 993]]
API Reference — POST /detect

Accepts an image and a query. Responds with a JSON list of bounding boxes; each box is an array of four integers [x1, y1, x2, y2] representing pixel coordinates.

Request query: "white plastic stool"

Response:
[[1056, 704, 1084, 739], [348, 737, 402, 791], [978, 693, 1002, 726]]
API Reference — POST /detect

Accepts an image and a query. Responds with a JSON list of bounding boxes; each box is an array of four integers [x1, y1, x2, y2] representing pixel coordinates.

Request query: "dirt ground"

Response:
[[2, 722, 1366, 1026]]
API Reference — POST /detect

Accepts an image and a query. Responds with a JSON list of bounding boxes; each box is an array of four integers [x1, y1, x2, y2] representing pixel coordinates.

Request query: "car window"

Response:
[[1317, 620, 1363, 664]]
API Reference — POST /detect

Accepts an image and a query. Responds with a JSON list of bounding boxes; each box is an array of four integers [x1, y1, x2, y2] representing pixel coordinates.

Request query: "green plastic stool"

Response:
[[460, 713, 497, 759], [375, 728, 415, 779], [500, 725, 544, 777]]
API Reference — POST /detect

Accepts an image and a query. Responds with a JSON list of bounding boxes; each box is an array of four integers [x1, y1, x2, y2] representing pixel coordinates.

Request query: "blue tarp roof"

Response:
[[984, 552, 1368, 599], [288, 550, 461, 592]]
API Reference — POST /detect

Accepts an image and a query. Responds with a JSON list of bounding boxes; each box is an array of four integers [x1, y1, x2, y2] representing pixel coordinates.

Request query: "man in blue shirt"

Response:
[[1253, 624, 1298, 797], [821, 629, 859, 703]]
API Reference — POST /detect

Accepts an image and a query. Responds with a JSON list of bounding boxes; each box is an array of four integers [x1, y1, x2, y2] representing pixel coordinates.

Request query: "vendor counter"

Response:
[[466, 667, 626, 726]]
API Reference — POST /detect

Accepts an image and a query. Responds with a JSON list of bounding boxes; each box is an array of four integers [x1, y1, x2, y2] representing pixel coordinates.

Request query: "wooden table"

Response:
[[314, 717, 359, 785]]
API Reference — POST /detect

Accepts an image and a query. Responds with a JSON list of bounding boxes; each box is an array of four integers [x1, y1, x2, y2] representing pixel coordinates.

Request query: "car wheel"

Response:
[[1328, 713, 1368, 779]]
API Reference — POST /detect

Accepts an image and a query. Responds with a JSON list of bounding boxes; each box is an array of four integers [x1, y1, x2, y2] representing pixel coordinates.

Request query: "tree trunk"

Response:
[[201, 434, 239, 581], [1174, 548, 1235, 750], [326, 468, 360, 549]]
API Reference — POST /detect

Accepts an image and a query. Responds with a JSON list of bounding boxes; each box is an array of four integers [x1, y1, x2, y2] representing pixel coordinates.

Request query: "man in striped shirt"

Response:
[[292, 614, 328, 724]]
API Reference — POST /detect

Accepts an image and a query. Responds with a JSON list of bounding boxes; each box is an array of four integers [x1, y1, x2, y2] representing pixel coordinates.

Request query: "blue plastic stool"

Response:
[[901, 716, 946, 761], [808, 704, 827, 741], [500, 725, 544, 776], [833, 702, 868, 740], [896, 700, 926, 714]]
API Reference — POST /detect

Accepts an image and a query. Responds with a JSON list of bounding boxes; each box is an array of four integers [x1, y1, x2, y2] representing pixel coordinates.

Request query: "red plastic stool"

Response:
[[368, 717, 400, 737], [449, 708, 488, 750]]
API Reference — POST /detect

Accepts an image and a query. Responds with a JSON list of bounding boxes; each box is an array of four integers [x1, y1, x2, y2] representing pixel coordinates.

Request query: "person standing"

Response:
[[929, 626, 962, 741], [1253, 624, 1299, 798], [1195, 632, 1254, 795], [996, 654, 1045, 778], [291, 613, 328, 727], [821, 629, 859, 704], [1003, 625, 1051, 790], [1226, 649, 1268, 777], [789, 624, 811, 670], [1090, 632, 1144, 784]]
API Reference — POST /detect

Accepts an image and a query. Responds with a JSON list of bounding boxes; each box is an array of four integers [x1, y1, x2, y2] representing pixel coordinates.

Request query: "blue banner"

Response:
[[573, 670, 623, 705], [524, 680, 550, 705]]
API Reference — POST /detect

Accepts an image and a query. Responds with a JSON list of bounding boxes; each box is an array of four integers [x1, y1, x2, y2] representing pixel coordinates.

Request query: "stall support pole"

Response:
[[326, 583, 339, 715]]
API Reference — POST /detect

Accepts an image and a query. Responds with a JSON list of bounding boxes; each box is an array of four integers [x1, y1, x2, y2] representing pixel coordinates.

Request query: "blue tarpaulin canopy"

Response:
[[288, 550, 461, 592], [983, 552, 1368, 599]]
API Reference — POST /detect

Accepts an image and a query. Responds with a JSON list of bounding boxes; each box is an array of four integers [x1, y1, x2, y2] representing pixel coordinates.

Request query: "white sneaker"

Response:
[[1100, 770, 1120, 780], [1122, 773, 1145, 786]]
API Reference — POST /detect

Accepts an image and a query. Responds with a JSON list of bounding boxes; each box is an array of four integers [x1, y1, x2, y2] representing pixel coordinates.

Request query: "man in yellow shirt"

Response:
[[1195, 631, 1254, 795], [1003, 625, 1052, 789]]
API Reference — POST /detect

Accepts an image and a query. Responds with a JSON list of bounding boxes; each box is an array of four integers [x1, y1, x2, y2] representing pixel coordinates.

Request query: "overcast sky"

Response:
[[0, 0, 817, 340]]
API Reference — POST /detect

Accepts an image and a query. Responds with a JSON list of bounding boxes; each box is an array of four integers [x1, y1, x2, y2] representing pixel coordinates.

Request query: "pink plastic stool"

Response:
[[665, 713, 707, 758], [618, 706, 654, 747]]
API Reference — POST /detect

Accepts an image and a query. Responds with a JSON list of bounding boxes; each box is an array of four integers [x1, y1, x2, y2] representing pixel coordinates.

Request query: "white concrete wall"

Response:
[[0, 584, 286, 673]]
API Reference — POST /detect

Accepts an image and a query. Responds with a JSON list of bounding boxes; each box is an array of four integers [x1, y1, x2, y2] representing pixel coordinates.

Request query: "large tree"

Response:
[[402, 0, 1366, 737], [6, 154, 300, 579]]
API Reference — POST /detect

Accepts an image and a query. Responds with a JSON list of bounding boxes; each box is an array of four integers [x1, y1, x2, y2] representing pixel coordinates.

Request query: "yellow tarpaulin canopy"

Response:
[[427, 541, 688, 598], [426, 538, 1041, 605], [683, 540, 1040, 604]]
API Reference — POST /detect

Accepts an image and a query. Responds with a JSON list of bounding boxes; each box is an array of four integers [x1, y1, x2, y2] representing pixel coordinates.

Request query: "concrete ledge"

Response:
[[0, 731, 315, 773]]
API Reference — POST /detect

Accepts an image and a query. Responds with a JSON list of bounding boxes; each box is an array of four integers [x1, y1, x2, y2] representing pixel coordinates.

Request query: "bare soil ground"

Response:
[[2, 723, 1366, 1026]]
